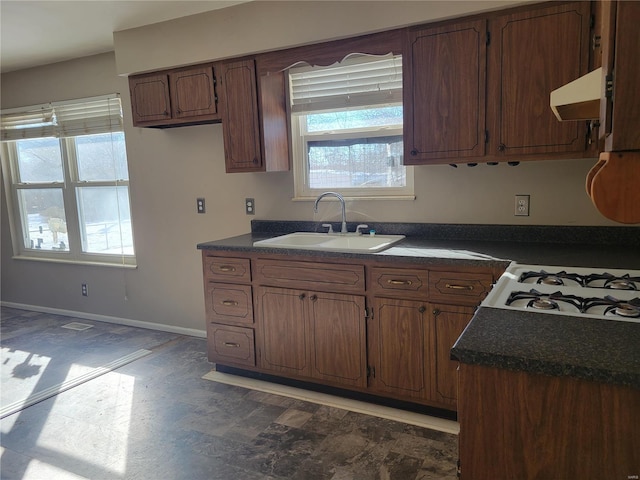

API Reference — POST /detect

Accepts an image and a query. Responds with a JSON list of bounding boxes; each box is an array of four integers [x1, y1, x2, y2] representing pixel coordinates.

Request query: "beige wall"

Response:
[[0, 1, 619, 333]]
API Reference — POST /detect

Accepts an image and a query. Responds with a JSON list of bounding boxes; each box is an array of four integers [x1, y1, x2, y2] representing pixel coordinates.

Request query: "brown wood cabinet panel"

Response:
[[257, 71, 291, 172], [369, 267, 429, 299], [429, 270, 493, 306], [600, 1, 640, 152], [309, 292, 366, 388], [208, 324, 255, 367], [458, 364, 640, 479], [487, 2, 591, 157], [170, 66, 217, 120], [369, 297, 430, 401], [430, 303, 474, 408], [202, 254, 251, 283], [204, 282, 253, 326], [255, 259, 365, 293], [218, 59, 263, 172], [129, 73, 172, 125], [257, 286, 310, 376], [404, 19, 487, 163]]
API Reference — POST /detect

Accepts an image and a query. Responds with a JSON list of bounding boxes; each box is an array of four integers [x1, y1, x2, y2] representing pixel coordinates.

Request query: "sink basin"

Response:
[[253, 232, 405, 253]]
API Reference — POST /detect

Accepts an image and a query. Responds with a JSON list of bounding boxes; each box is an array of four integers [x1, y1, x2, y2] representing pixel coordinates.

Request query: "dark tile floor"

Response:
[[0, 306, 458, 480]]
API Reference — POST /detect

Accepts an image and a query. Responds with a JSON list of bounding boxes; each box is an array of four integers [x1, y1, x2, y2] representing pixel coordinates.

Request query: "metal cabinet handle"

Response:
[[310, 294, 317, 301], [218, 265, 236, 272], [418, 306, 426, 313], [445, 283, 474, 291], [299, 293, 306, 300], [388, 279, 412, 286], [223, 342, 240, 348], [221, 300, 238, 306]]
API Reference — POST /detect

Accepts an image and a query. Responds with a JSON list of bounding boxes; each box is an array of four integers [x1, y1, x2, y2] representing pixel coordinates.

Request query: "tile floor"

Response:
[[0, 306, 458, 479]]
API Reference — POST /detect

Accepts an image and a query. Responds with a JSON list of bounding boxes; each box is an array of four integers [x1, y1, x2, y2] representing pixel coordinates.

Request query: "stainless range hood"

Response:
[[550, 67, 602, 121]]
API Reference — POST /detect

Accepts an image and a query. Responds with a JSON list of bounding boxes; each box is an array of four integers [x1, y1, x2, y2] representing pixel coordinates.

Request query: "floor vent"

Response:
[[61, 322, 94, 331]]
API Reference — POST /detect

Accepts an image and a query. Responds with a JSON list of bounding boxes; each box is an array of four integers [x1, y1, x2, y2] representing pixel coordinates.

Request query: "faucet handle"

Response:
[[321, 223, 334, 234], [355, 224, 369, 235]]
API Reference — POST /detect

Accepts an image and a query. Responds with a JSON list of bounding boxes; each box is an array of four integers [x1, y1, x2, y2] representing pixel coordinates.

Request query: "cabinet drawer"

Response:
[[205, 282, 253, 325], [208, 324, 255, 367], [203, 254, 251, 283], [254, 259, 365, 293], [370, 267, 429, 299], [429, 271, 493, 306]]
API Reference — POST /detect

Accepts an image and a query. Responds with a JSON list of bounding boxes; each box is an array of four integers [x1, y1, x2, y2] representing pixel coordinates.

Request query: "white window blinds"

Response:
[[1, 94, 123, 141], [289, 54, 402, 113]]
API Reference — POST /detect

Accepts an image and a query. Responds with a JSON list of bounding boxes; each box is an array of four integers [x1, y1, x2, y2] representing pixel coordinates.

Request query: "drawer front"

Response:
[[370, 267, 430, 299], [429, 271, 493, 306], [203, 254, 251, 283], [208, 324, 255, 367], [205, 282, 253, 325], [254, 259, 365, 293]]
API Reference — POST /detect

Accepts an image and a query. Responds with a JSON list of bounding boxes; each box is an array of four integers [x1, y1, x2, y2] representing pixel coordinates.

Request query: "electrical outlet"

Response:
[[196, 198, 206, 214], [245, 198, 255, 215], [81, 283, 88, 296], [515, 195, 530, 216]]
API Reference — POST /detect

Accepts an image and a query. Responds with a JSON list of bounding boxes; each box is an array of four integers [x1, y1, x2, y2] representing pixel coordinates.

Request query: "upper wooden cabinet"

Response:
[[218, 59, 263, 172], [405, 1, 592, 165], [129, 65, 218, 127], [487, 2, 591, 159], [599, 1, 640, 152], [404, 19, 487, 164]]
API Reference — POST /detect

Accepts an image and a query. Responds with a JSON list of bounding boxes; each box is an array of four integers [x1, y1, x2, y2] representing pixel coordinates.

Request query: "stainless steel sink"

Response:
[[253, 232, 405, 253]]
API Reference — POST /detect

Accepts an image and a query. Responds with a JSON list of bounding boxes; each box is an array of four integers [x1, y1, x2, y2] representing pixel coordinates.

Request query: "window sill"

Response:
[[292, 195, 416, 202], [12, 255, 137, 269]]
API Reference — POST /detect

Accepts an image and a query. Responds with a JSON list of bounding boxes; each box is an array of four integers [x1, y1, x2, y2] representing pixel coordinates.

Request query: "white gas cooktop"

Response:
[[482, 263, 640, 323]]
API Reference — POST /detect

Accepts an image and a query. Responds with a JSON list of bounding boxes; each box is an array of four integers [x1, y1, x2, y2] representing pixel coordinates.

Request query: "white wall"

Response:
[[0, 1, 619, 333]]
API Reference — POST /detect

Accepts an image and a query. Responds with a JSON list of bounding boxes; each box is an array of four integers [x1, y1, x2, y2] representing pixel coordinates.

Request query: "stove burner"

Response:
[[506, 289, 583, 311], [529, 298, 559, 310], [519, 270, 582, 287], [611, 303, 640, 318], [583, 295, 640, 318], [585, 273, 639, 291]]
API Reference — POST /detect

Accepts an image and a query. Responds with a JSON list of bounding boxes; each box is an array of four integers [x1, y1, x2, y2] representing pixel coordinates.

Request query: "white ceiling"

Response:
[[0, 1, 249, 73]]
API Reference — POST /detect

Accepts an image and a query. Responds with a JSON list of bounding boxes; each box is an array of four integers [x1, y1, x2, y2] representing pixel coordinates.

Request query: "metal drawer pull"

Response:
[[223, 342, 240, 348], [388, 279, 412, 286], [445, 283, 474, 291], [218, 265, 236, 272], [221, 300, 238, 306]]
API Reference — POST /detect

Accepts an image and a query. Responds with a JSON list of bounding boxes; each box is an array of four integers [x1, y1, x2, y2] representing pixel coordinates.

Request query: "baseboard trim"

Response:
[[0, 301, 206, 338]]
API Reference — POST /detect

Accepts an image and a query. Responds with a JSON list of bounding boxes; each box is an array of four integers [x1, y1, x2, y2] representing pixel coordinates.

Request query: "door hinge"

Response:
[[367, 366, 376, 378], [486, 31, 491, 46], [605, 73, 614, 99], [365, 307, 373, 320], [484, 130, 489, 144]]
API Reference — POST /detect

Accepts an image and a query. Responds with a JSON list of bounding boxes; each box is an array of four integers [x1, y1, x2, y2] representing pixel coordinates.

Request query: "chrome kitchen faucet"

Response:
[[313, 192, 348, 234]]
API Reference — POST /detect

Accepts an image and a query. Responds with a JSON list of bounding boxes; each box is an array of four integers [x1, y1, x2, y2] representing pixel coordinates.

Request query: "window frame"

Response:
[[288, 54, 414, 201], [1, 130, 136, 267]]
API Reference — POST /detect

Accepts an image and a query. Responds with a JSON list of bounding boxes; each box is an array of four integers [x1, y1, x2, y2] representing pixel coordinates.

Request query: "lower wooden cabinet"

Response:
[[431, 303, 475, 407], [369, 297, 431, 401], [257, 286, 367, 388], [201, 250, 496, 411]]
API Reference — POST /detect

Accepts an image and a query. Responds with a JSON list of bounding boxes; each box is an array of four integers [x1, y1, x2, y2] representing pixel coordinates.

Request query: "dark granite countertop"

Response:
[[197, 220, 640, 389], [451, 307, 640, 389]]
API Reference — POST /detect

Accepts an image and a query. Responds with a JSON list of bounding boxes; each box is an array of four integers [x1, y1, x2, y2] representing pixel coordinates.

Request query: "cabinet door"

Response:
[[218, 59, 263, 172], [487, 2, 590, 157], [404, 19, 487, 164], [170, 66, 218, 120], [369, 297, 430, 400], [129, 73, 172, 126], [257, 286, 310, 376], [431, 303, 474, 408], [308, 292, 366, 388]]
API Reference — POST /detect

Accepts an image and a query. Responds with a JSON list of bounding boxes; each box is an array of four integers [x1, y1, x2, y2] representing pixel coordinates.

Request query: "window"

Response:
[[290, 54, 413, 199], [1, 95, 135, 266]]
